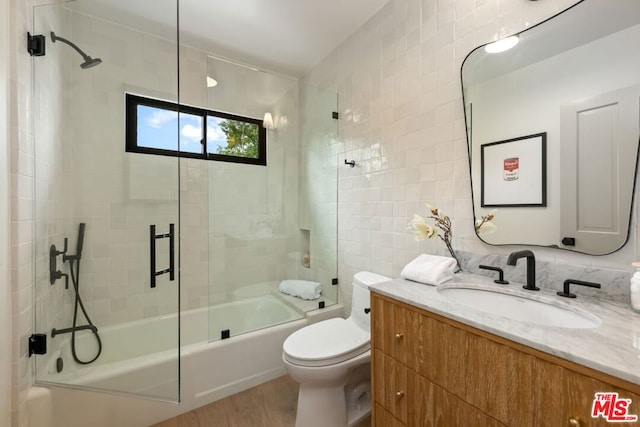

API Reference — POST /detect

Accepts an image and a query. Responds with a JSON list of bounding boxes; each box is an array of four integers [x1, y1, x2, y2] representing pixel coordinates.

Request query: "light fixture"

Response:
[[484, 35, 519, 54], [207, 76, 218, 88], [263, 112, 274, 129]]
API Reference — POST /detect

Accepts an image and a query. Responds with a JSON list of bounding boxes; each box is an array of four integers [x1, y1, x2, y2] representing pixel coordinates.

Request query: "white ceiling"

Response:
[[462, 0, 640, 86], [66, 0, 391, 77]]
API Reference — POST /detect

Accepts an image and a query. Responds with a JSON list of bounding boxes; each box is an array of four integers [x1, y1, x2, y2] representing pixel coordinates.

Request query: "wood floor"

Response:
[[153, 375, 371, 427]]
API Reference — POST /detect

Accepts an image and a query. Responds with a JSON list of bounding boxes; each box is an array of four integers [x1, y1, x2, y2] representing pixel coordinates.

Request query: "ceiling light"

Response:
[[484, 36, 519, 54], [207, 76, 218, 87]]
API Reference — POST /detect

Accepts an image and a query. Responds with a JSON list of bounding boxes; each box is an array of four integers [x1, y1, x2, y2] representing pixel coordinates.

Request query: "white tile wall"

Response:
[[10, 0, 48, 423], [1, 0, 12, 423], [302, 0, 637, 313], [297, 85, 339, 300]]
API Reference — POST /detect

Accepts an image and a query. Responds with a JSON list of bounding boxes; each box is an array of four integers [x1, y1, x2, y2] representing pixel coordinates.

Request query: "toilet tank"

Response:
[[350, 271, 391, 330]]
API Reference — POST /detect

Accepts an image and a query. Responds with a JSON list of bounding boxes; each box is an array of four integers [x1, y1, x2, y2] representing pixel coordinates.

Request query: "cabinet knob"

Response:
[[396, 391, 404, 399], [395, 333, 403, 340], [568, 417, 581, 427]]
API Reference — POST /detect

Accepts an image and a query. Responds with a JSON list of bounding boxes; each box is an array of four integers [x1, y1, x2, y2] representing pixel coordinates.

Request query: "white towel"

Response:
[[400, 254, 458, 286], [279, 279, 322, 300]]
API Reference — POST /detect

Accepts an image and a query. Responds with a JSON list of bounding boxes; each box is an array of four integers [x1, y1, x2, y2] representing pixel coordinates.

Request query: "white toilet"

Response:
[[282, 271, 391, 427]]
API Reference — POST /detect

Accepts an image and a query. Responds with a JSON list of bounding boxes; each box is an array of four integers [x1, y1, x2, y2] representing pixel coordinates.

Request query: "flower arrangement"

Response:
[[475, 209, 497, 236], [409, 204, 497, 272]]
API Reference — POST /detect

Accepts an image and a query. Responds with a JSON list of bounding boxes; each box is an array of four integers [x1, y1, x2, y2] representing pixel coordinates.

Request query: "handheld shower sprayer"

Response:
[[50, 31, 102, 69], [49, 223, 86, 288], [63, 222, 85, 262], [51, 222, 102, 365]]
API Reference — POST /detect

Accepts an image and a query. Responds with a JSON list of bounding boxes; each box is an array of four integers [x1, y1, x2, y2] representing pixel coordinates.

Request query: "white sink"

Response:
[[437, 285, 602, 329]]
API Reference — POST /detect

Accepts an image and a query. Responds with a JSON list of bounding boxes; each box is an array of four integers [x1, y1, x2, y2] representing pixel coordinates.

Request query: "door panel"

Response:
[[561, 86, 640, 254], [32, 1, 180, 401]]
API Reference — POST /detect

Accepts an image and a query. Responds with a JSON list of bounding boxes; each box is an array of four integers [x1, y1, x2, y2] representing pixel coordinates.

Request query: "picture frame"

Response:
[[480, 132, 547, 207]]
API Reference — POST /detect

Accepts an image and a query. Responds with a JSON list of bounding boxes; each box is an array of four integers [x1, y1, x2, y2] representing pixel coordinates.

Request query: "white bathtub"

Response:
[[29, 295, 343, 427]]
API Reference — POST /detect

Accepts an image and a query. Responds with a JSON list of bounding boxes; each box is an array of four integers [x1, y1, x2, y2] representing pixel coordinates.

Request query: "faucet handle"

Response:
[[557, 279, 601, 298], [479, 265, 509, 285]]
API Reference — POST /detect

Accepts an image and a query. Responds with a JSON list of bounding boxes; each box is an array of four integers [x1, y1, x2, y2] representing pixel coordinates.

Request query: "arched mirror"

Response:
[[462, 0, 640, 255]]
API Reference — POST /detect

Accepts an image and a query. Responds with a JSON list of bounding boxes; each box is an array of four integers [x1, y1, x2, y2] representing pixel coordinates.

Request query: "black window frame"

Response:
[[125, 93, 267, 166]]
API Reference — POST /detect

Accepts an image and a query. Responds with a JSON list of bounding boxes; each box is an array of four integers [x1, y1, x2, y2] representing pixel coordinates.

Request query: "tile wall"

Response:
[[1, 0, 11, 423], [302, 0, 638, 313], [11, 0, 42, 423]]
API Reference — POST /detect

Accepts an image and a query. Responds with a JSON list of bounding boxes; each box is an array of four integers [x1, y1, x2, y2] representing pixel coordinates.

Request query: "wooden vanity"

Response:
[[371, 291, 640, 426]]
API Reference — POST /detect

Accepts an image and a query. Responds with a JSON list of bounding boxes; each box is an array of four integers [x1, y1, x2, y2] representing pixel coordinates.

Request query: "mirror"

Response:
[[462, 0, 640, 255]]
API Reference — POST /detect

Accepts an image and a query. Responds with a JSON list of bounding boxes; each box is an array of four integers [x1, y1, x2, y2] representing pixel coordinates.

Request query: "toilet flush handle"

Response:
[[364, 308, 371, 314]]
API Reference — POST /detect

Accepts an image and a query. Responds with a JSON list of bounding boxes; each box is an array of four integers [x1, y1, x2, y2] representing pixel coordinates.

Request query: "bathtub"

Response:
[[29, 294, 343, 427]]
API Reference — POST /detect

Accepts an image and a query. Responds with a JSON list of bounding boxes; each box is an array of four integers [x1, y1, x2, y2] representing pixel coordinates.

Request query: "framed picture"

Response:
[[481, 132, 547, 207]]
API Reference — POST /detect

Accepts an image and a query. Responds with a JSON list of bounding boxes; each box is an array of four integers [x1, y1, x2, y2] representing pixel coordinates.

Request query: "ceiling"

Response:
[[462, 0, 640, 86], [66, 0, 391, 77]]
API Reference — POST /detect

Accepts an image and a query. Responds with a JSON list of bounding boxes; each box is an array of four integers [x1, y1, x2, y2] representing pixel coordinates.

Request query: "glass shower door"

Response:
[[32, 0, 181, 401], [204, 55, 339, 343]]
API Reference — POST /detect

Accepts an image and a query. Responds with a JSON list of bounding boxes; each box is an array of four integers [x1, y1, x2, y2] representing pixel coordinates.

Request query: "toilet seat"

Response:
[[283, 318, 370, 367]]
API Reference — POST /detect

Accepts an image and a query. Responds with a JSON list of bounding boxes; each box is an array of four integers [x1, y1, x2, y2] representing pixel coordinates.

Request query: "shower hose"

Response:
[[68, 257, 102, 364]]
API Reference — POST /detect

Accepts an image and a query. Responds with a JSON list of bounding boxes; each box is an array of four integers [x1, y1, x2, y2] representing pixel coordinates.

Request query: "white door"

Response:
[[560, 86, 640, 254]]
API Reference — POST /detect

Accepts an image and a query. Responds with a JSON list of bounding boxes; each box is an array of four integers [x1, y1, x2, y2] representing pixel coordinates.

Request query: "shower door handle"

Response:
[[149, 224, 175, 288]]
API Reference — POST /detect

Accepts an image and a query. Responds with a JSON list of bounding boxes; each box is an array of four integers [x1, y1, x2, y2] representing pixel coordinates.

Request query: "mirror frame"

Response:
[[460, 0, 640, 255]]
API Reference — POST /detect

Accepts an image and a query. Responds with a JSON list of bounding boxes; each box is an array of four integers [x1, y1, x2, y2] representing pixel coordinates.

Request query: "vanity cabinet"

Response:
[[371, 292, 640, 426]]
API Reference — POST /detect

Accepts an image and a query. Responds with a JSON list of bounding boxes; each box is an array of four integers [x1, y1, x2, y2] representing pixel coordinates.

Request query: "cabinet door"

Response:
[[406, 370, 436, 426], [465, 332, 536, 425], [371, 293, 386, 352], [429, 320, 469, 398], [535, 358, 640, 426], [374, 403, 404, 427], [374, 350, 408, 423], [407, 372, 505, 427]]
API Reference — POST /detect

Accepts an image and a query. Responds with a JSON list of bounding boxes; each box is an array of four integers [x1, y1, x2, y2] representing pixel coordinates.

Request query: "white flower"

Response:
[[425, 203, 440, 217], [475, 219, 497, 235], [409, 214, 437, 240]]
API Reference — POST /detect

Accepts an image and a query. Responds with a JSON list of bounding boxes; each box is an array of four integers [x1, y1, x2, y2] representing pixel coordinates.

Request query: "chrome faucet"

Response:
[[506, 250, 539, 291]]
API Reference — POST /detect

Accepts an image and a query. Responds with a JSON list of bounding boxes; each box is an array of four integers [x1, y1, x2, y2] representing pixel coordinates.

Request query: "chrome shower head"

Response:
[[50, 31, 102, 69]]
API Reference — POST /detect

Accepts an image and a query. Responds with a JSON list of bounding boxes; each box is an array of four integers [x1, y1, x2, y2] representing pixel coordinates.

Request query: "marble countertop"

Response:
[[370, 273, 640, 386]]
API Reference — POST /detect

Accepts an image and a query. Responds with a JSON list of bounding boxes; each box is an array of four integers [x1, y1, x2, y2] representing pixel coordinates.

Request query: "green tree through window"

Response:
[[216, 120, 259, 159]]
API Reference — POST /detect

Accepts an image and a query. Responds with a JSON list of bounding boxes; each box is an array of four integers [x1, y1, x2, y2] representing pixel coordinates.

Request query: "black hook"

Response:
[[344, 159, 356, 167]]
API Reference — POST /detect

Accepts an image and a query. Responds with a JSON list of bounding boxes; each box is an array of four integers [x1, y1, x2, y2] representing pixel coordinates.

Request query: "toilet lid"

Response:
[[283, 318, 370, 367]]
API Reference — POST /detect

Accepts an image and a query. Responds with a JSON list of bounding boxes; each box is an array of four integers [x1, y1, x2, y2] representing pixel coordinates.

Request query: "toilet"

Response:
[[282, 271, 391, 427]]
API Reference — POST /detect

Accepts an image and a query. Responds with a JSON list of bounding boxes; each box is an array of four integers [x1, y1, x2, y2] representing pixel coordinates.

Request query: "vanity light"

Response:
[[484, 36, 519, 53], [206, 76, 218, 87], [263, 112, 274, 129]]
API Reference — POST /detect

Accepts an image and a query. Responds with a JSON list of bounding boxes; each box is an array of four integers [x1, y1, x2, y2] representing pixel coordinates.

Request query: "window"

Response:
[[125, 93, 266, 165]]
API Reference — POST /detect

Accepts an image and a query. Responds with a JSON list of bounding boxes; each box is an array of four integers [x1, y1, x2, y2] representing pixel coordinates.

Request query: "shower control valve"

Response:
[[50, 239, 69, 287], [52, 270, 69, 289]]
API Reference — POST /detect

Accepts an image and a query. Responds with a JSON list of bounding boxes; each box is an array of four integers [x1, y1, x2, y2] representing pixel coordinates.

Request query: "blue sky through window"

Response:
[[207, 116, 227, 154], [137, 105, 203, 154]]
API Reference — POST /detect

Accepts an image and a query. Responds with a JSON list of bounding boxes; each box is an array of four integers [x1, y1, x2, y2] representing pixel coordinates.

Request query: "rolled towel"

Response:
[[400, 254, 458, 286], [279, 279, 322, 300]]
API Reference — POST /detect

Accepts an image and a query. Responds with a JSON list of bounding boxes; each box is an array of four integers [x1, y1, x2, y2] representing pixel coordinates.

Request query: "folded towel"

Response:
[[400, 254, 458, 286], [279, 279, 322, 300]]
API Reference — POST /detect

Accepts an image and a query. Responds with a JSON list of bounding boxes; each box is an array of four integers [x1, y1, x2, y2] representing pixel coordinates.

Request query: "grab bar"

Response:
[[150, 224, 175, 288]]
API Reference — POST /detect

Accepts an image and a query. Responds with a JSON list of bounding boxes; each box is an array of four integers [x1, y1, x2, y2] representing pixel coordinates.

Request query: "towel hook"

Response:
[[344, 159, 356, 168]]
